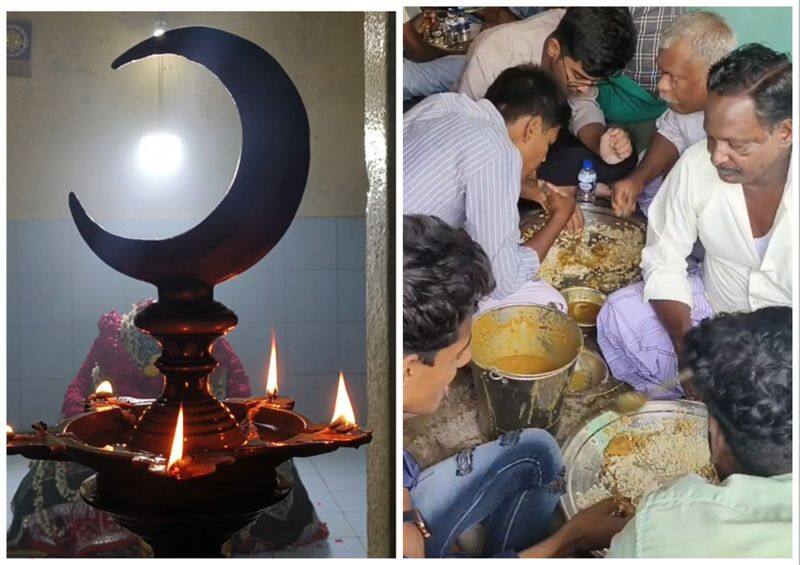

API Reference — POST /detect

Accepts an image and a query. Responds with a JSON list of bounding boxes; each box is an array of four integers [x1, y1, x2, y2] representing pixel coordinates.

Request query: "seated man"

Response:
[[457, 8, 637, 185], [609, 307, 792, 557], [405, 65, 583, 312], [612, 11, 736, 216], [403, 214, 633, 558], [597, 44, 792, 397], [403, 8, 470, 102], [595, 7, 687, 125], [403, 8, 549, 102]]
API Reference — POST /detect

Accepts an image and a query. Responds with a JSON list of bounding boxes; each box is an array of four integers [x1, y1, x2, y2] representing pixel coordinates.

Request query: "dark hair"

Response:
[[485, 65, 571, 128], [552, 8, 635, 79], [707, 43, 792, 128], [403, 215, 495, 365], [682, 307, 792, 477]]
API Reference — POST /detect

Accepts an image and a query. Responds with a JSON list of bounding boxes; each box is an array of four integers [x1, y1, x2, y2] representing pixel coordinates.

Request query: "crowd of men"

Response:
[[402, 7, 792, 559]]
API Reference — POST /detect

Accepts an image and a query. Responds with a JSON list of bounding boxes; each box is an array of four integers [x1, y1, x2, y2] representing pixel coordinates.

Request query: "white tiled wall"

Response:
[[6, 216, 367, 429]]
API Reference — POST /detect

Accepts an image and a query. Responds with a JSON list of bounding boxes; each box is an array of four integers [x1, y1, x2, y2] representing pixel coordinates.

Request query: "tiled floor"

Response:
[[6, 447, 368, 558]]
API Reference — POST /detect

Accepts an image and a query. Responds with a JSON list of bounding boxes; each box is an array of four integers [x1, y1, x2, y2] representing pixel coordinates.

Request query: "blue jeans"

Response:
[[403, 55, 466, 100], [410, 429, 564, 558]]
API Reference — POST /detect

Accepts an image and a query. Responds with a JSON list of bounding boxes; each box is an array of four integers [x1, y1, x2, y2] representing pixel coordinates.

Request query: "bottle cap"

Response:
[[582, 159, 594, 170]]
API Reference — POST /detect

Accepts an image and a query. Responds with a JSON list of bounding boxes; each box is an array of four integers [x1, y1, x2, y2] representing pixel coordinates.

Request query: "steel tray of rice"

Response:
[[559, 400, 717, 557]]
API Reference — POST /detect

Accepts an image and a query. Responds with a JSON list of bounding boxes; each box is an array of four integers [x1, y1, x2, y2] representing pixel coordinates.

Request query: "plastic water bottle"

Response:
[[577, 159, 597, 203], [444, 8, 457, 45]]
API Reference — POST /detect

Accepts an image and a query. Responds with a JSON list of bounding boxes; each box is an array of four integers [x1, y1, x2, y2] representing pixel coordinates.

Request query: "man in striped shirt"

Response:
[[404, 65, 578, 311]]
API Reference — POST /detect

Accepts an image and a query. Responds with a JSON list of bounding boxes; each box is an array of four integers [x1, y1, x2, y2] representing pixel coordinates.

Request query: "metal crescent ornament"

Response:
[[69, 26, 310, 293]]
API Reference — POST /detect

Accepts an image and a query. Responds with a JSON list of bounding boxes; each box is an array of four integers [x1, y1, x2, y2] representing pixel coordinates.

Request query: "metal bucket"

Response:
[[471, 304, 584, 437]]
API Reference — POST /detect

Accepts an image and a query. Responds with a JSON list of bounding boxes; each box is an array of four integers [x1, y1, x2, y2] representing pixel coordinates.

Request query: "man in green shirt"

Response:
[[608, 307, 793, 557]]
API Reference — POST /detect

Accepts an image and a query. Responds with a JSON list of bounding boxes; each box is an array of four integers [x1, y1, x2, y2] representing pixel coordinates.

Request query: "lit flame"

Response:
[[167, 405, 184, 471], [95, 380, 113, 395], [6, 424, 13, 435], [266, 332, 278, 396], [330, 372, 356, 425]]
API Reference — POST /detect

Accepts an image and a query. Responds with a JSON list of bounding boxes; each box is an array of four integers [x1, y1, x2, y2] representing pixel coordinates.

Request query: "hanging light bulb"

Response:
[[138, 24, 183, 177], [138, 133, 183, 174], [153, 21, 167, 37]]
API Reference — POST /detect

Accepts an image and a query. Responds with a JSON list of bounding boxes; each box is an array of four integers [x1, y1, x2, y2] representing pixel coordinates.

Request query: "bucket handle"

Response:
[[486, 369, 508, 386], [547, 300, 566, 313]]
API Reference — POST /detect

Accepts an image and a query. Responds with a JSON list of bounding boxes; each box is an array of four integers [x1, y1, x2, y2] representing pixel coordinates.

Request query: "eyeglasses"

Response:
[[560, 56, 611, 89]]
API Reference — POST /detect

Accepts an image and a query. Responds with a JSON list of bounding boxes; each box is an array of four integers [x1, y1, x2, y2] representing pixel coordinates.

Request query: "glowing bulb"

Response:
[[6, 424, 14, 435], [330, 372, 356, 425], [95, 380, 113, 395], [167, 405, 184, 471], [266, 331, 278, 396], [153, 21, 166, 37], [138, 133, 183, 175]]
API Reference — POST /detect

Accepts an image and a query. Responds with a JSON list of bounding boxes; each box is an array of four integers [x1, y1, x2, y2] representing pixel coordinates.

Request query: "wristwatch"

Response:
[[403, 509, 431, 539]]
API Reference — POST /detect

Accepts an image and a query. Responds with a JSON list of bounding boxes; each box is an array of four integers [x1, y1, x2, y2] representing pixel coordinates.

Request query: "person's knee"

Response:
[[598, 284, 640, 337], [511, 429, 564, 486], [534, 282, 566, 313], [597, 294, 618, 339], [546, 289, 567, 313]]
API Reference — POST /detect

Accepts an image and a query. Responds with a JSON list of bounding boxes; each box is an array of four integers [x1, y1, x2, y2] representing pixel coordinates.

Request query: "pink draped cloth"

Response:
[[62, 309, 251, 419]]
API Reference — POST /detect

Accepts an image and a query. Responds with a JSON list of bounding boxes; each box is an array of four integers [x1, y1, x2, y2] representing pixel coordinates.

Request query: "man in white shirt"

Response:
[[404, 66, 579, 311], [611, 11, 736, 217], [597, 44, 792, 397], [458, 8, 637, 186]]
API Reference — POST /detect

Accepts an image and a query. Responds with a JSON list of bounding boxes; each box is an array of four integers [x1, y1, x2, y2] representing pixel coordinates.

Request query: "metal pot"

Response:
[[471, 304, 583, 437], [560, 286, 607, 329]]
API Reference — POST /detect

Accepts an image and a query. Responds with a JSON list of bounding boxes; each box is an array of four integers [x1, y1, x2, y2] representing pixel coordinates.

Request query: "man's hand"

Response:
[[565, 203, 584, 234], [599, 127, 633, 165], [543, 183, 584, 233], [650, 299, 693, 356], [480, 7, 521, 29], [411, 10, 437, 35], [520, 177, 547, 207], [403, 522, 426, 558], [544, 183, 576, 222], [562, 498, 635, 553], [612, 176, 644, 217]]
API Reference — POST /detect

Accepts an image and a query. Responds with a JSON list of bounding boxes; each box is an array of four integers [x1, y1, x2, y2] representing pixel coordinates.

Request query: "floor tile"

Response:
[[271, 537, 365, 558], [321, 472, 363, 492], [313, 456, 366, 476], [331, 488, 367, 512], [307, 489, 341, 515], [344, 510, 368, 538], [291, 456, 318, 475], [297, 474, 328, 497], [317, 509, 358, 538]]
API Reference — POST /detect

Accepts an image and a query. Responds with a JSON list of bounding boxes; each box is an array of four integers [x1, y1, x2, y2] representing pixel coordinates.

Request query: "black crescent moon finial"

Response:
[[69, 26, 310, 292]]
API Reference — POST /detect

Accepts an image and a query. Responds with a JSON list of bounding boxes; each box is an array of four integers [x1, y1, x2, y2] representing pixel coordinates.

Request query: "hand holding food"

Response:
[[561, 497, 635, 552], [545, 183, 577, 222], [612, 177, 644, 217]]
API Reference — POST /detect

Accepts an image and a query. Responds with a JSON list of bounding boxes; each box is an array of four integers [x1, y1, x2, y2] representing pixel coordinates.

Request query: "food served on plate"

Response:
[[522, 218, 645, 293], [575, 417, 716, 508]]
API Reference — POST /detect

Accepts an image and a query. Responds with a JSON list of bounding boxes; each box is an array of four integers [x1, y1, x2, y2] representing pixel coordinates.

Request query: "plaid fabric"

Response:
[[597, 271, 714, 398], [624, 7, 689, 93]]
